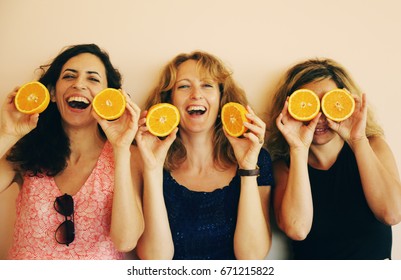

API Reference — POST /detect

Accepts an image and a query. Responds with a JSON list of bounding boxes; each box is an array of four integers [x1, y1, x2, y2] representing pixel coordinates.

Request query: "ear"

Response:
[[50, 89, 56, 102]]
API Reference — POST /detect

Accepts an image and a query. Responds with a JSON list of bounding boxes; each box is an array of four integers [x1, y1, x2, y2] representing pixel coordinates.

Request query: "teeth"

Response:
[[67, 96, 90, 104], [187, 105, 206, 112]]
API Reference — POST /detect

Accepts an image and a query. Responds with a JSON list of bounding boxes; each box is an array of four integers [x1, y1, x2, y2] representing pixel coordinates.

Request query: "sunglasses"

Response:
[[54, 193, 75, 246]]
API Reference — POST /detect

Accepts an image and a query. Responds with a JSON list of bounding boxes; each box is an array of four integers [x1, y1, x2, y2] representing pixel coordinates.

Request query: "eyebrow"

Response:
[[63, 68, 102, 78], [176, 78, 190, 83]]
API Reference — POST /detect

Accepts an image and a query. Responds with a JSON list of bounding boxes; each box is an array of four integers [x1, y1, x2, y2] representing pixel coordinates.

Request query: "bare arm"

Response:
[[230, 106, 272, 259], [134, 113, 177, 260], [273, 156, 313, 241], [328, 94, 401, 225], [136, 165, 174, 259], [0, 133, 19, 194], [234, 181, 272, 259], [95, 92, 144, 252], [272, 100, 319, 240], [351, 136, 401, 225], [1, 87, 39, 193], [110, 146, 145, 252]]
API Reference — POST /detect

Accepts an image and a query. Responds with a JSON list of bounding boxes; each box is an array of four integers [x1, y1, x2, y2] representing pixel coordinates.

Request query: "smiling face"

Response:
[[300, 78, 342, 145], [171, 59, 221, 134], [54, 53, 107, 128]]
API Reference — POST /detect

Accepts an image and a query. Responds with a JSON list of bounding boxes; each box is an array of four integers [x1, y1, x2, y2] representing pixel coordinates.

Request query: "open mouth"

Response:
[[315, 126, 329, 134], [187, 105, 206, 115], [67, 96, 90, 110]]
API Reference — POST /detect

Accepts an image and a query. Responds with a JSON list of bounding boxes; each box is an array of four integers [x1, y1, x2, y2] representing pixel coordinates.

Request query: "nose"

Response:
[[190, 86, 203, 100], [318, 112, 327, 123], [72, 77, 87, 90]]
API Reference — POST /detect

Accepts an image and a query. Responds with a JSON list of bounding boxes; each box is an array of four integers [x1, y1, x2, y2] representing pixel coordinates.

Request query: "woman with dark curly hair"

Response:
[[0, 44, 144, 259]]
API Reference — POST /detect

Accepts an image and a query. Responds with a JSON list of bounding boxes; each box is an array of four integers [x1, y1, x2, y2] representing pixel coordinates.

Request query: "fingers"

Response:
[[276, 113, 285, 131], [326, 118, 339, 131], [5, 87, 19, 105], [281, 98, 289, 115], [244, 105, 265, 145], [28, 113, 40, 129], [360, 93, 368, 115], [164, 127, 178, 145], [308, 112, 322, 130]]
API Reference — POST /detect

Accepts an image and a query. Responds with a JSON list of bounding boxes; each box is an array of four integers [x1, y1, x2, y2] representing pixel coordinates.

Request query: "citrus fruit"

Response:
[[288, 89, 320, 121], [321, 88, 355, 122], [14, 81, 50, 114], [92, 88, 126, 120], [221, 102, 249, 137], [146, 103, 180, 137]]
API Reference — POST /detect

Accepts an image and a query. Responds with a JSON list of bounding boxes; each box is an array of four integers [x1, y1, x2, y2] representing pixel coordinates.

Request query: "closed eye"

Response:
[[62, 74, 75, 80], [89, 77, 100, 82]]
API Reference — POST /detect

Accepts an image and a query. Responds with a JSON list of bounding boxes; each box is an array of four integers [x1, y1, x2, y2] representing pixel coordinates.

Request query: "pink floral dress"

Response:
[[8, 141, 124, 259]]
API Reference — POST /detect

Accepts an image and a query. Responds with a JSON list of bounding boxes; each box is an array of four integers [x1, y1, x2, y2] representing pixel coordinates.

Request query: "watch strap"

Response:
[[237, 166, 260, 176]]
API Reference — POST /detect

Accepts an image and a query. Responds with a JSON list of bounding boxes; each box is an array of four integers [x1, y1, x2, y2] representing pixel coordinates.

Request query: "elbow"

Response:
[[278, 221, 310, 241], [111, 225, 145, 253], [136, 241, 174, 260], [234, 236, 272, 260], [111, 233, 140, 253], [285, 228, 309, 241], [137, 250, 174, 260], [378, 209, 401, 226], [235, 247, 270, 260]]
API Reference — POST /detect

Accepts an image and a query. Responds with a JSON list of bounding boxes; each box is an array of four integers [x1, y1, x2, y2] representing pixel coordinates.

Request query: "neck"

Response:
[[65, 126, 105, 164], [179, 130, 215, 170], [308, 135, 344, 170]]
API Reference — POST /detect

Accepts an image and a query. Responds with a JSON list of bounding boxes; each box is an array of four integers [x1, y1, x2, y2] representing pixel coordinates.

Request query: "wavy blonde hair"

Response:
[[145, 51, 249, 171], [266, 58, 384, 161]]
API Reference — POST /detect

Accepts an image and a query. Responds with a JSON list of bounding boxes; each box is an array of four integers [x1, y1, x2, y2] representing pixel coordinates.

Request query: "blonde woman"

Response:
[[135, 51, 273, 260], [266, 58, 401, 259]]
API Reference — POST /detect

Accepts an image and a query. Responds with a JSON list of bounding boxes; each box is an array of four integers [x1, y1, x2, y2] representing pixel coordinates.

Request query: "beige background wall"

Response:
[[0, 0, 400, 259]]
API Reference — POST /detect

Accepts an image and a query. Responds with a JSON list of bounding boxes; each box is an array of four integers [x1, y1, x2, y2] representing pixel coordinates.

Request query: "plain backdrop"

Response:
[[0, 0, 400, 260]]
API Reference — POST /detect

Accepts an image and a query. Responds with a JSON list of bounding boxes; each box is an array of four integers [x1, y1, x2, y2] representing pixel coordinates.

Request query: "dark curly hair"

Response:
[[7, 44, 122, 176]]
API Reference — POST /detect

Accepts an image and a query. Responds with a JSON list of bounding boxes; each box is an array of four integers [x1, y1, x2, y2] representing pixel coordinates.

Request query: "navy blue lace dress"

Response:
[[163, 148, 274, 260]]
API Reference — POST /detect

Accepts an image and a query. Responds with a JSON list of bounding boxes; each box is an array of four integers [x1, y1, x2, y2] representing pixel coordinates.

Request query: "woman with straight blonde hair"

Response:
[[266, 58, 401, 259]]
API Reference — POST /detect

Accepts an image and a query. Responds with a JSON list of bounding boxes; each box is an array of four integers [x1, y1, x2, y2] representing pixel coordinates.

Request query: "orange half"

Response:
[[146, 103, 180, 137], [288, 89, 320, 121], [321, 88, 355, 122], [92, 88, 126, 120], [221, 102, 249, 137], [14, 81, 50, 114]]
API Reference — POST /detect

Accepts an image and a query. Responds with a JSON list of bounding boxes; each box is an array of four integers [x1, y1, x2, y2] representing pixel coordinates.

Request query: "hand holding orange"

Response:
[[288, 88, 355, 122]]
